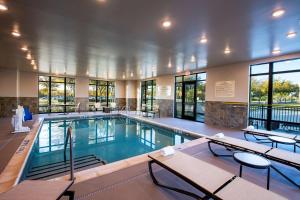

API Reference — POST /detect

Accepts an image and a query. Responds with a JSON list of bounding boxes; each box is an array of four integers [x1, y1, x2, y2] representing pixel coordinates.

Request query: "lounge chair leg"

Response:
[[63, 190, 75, 200], [271, 166, 300, 189], [267, 167, 270, 190], [148, 161, 203, 199], [207, 141, 233, 157], [239, 165, 243, 177]]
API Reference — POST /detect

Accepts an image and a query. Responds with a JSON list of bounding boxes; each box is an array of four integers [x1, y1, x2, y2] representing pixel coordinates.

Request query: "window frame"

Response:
[[249, 57, 300, 130], [88, 80, 115, 109], [38, 76, 75, 113]]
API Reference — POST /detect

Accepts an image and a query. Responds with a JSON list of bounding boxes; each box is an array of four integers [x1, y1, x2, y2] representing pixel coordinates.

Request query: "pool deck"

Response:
[[0, 112, 299, 199]]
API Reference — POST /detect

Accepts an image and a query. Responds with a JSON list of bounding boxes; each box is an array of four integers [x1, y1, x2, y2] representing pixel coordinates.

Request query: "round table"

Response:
[[268, 136, 297, 152], [233, 152, 271, 189]]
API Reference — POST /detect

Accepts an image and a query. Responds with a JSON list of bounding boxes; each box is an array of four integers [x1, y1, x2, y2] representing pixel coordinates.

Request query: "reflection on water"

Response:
[[30, 117, 194, 167]]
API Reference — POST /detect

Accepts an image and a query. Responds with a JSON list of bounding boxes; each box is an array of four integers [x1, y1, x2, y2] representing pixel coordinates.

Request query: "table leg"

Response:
[[271, 142, 273, 148], [239, 165, 243, 177], [267, 167, 270, 190], [275, 142, 277, 148]]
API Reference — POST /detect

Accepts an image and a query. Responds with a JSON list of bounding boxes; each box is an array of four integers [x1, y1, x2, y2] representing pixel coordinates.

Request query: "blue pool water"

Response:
[[22, 116, 194, 179]]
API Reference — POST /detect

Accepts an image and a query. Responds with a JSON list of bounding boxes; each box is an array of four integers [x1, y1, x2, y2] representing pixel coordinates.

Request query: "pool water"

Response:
[[22, 116, 194, 179]]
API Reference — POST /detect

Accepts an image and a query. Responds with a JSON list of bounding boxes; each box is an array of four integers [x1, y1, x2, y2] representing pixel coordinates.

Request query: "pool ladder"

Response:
[[26, 123, 106, 180], [64, 124, 75, 181]]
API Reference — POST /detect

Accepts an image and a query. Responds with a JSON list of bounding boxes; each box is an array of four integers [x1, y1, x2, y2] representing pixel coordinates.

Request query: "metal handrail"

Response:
[[64, 122, 75, 181]]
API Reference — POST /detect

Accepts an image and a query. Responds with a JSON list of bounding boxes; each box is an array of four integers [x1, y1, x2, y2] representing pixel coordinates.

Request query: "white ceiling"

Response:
[[0, 0, 299, 79]]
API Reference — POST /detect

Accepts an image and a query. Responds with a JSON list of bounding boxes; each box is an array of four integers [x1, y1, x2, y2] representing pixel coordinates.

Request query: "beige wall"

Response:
[[75, 77, 89, 98], [156, 75, 174, 100], [205, 52, 300, 103], [125, 80, 137, 99], [0, 68, 17, 97], [115, 80, 126, 98], [19, 71, 38, 97], [0, 69, 38, 97], [206, 63, 249, 102]]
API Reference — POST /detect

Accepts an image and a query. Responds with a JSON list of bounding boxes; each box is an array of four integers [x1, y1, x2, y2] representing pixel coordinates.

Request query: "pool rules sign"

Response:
[[215, 81, 235, 98]]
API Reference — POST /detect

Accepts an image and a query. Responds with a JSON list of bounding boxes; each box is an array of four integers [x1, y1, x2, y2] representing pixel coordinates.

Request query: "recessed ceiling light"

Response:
[[97, 0, 106, 2], [33, 65, 37, 70], [0, 3, 8, 11], [26, 53, 31, 60], [287, 31, 297, 39], [190, 55, 196, 63], [122, 74, 125, 79], [162, 19, 172, 29], [21, 46, 28, 51], [130, 72, 133, 77], [11, 30, 21, 37], [168, 59, 172, 68], [272, 48, 281, 55], [31, 60, 35, 65], [200, 36, 208, 44], [272, 9, 285, 18], [224, 47, 231, 55]]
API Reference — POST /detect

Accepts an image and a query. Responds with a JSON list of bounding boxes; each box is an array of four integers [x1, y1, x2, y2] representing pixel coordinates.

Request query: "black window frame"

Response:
[[249, 57, 300, 131], [88, 80, 115, 109], [38, 75, 75, 113], [174, 72, 206, 122], [141, 80, 156, 111]]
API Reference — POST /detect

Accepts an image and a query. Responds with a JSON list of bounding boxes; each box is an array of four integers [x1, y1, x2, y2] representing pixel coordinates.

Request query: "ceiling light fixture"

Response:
[[33, 65, 37, 70], [287, 31, 297, 39], [0, 2, 8, 11], [162, 19, 172, 29], [200, 36, 208, 44], [31, 60, 35, 65], [26, 53, 31, 60], [21, 46, 28, 51], [11, 30, 21, 37], [272, 48, 281, 55], [168, 59, 172, 68], [224, 47, 231, 55], [190, 55, 196, 63], [272, 9, 285, 18], [130, 72, 133, 77], [122, 74, 125, 79]]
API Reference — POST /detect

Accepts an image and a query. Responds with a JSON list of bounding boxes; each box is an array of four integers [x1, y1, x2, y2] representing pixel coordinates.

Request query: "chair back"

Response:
[[111, 102, 116, 108], [95, 102, 101, 109]]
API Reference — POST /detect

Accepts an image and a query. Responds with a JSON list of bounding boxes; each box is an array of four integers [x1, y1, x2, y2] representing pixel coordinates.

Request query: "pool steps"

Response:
[[26, 154, 106, 180]]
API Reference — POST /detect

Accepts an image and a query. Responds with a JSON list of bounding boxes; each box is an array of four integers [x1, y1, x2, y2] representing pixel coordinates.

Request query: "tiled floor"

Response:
[[0, 117, 37, 173], [1, 113, 299, 199], [65, 142, 299, 200]]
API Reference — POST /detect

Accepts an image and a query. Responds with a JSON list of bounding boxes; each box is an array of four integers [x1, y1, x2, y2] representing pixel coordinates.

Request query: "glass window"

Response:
[[38, 76, 75, 113], [175, 72, 206, 122], [141, 80, 156, 110], [251, 64, 269, 75], [184, 74, 196, 81], [197, 73, 207, 81], [274, 59, 300, 72], [249, 59, 300, 133], [88, 80, 115, 110]]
